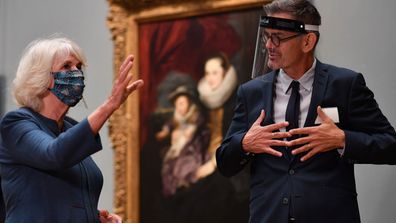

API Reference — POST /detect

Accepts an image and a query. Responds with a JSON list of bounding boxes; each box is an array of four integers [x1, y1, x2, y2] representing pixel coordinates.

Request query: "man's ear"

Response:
[[302, 33, 317, 53]]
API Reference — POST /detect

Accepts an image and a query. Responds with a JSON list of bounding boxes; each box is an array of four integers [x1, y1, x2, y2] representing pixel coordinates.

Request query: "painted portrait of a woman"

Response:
[[138, 7, 262, 223]]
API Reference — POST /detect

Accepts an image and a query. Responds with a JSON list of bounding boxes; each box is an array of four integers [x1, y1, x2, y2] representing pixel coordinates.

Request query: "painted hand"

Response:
[[99, 210, 122, 223], [195, 158, 216, 180]]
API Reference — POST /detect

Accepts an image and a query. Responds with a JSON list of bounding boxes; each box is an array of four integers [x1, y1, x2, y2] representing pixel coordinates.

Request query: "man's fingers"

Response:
[[291, 143, 311, 155], [270, 132, 291, 139], [253, 110, 266, 126], [267, 122, 289, 132], [317, 106, 333, 123], [265, 147, 283, 157], [300, 148, 319, 162], [288, 136, 311, 147], [252, 110, 289, 133], [288, 126, 315, 135], [292, 144, 326, 161], [269, 140, 290, 148]]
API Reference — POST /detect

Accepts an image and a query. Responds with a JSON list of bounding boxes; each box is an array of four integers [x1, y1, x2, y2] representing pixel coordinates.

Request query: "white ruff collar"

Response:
[[198, 66, 238, 109]]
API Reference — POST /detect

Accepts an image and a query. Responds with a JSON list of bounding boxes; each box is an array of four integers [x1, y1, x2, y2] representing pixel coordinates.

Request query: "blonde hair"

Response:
[[13, 36, 87, 111]]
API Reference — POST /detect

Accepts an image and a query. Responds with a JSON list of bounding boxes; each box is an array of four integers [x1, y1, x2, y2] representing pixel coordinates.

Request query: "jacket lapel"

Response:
[[304, 61, 329, 127], [259, 71, 277, 126]]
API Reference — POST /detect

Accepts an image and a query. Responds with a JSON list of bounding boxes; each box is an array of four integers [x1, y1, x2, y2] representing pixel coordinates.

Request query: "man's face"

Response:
[[264, 13, 305, 71]]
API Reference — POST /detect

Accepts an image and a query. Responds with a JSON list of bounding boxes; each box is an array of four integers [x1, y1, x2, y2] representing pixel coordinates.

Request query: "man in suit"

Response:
[[216, 0, 396, 223]]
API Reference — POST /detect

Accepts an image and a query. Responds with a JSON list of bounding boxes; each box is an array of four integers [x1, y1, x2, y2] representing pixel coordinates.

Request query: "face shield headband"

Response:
[[260, 16, 319, 33], [251, 16, 320, 78]]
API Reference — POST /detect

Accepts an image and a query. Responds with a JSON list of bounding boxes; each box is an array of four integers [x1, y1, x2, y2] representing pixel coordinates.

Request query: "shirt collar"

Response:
[[278, 58, 316, 94]]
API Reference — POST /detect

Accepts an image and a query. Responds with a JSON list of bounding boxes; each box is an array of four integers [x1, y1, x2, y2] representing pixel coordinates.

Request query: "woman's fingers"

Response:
[[119, 55, 134, 75], [126, 79, 144, 93], [117, 55, 134, 85]]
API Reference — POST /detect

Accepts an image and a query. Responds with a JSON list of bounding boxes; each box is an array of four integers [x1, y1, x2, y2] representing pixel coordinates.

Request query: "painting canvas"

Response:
[[138, 7, 262, 223]]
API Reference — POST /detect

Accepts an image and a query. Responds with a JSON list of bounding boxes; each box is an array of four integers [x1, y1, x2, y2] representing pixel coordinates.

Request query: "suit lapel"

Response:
[[259, 71, 277, 126], [304, 61, 329, 127]]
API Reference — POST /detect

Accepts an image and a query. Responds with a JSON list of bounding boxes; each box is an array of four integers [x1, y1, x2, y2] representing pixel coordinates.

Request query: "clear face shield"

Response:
[[251, 16, 320, 78]]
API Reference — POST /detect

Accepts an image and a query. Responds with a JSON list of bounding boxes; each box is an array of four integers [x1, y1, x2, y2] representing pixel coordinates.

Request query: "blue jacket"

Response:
[[216, 61, 396, 223], [0, 107, 103, 223]]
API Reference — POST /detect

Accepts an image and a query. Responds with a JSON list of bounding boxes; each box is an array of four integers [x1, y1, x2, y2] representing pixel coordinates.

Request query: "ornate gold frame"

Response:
[[106, 0, 269, 222]]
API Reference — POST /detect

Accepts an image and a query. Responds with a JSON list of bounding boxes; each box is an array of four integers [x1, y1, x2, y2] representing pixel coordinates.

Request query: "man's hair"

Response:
[[263, 0, 321, 26], [263, 0, 321, 46]]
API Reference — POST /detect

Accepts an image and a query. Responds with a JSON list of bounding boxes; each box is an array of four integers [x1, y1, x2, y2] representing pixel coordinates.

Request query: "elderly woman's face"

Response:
[[52, 54, 82, 72], [49, 53, 85, 107]]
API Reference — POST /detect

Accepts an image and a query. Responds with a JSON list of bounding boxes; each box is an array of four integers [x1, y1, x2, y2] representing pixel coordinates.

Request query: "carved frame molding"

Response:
[[106, 0, 269, 222]]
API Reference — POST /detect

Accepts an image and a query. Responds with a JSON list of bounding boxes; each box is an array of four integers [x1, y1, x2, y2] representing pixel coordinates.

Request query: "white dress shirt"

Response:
[[273, 59, 316, 132]]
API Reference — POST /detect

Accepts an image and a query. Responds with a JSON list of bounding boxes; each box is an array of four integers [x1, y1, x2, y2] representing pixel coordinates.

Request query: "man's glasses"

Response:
[[262, 33, 303, 47]]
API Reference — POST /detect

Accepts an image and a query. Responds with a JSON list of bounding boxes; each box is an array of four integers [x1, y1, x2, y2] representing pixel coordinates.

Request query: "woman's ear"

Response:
[[48, 72, 55, 89], [302, 32, 317, 53]]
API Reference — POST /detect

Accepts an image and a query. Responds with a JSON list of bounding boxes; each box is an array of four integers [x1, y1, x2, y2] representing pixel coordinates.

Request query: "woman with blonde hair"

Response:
[[0, 36, 143, 223]]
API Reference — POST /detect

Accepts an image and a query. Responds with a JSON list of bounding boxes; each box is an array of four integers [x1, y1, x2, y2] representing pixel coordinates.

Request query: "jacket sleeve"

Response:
[[342, 73, 396, 164], [216, 85, 253, 177], [0, 111, 102, 170]]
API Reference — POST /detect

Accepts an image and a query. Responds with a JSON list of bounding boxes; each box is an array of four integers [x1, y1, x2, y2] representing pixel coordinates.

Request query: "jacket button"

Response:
[[282, 197, 289, 205], [289, 169, 295, 175]]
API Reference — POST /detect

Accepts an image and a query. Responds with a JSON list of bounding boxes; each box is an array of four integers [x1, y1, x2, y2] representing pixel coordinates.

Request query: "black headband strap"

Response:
[[260, 16, 319, 33]]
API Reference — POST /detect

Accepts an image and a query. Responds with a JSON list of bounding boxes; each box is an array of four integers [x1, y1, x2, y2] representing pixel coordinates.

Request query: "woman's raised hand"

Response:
[[107, 55, 144, 111], [88, 55, 144, 134]]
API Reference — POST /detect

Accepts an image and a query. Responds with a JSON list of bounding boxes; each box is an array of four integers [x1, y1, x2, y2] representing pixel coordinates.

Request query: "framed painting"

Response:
[[106, 0, 270, 223]]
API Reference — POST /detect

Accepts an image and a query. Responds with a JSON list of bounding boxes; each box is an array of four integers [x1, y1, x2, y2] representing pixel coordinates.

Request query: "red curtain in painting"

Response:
[[138, 14, 242, 145]]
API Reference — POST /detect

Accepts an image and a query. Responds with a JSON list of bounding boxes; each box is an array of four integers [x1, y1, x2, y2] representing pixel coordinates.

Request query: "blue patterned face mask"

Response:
[[49, 70, 85, 107]]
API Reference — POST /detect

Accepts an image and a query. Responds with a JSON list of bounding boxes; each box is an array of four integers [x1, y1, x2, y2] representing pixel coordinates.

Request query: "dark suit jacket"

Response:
[[216, 61, 396, 223], [0, 107, 103, 223]]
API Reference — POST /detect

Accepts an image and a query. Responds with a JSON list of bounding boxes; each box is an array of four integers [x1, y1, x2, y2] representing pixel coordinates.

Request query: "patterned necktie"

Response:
[[285, 81, 300, 140]]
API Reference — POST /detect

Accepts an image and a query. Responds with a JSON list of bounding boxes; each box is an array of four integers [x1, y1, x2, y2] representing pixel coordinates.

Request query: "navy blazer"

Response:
[[216, 61, 396, 223], [0, 107, 103, 223]]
